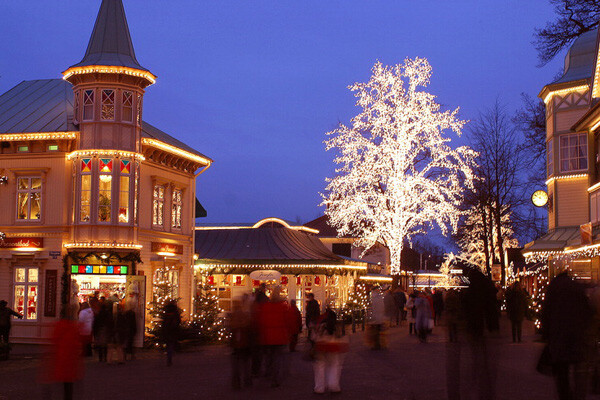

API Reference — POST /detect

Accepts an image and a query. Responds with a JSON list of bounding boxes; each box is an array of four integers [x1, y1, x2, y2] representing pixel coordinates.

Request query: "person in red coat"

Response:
[[258, 286, 294, 387], [42, 305, 84, 400]]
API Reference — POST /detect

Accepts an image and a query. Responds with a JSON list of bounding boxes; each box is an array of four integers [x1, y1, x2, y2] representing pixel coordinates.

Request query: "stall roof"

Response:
[[523, 227, 580, 252], [195, 226, 359, 265]]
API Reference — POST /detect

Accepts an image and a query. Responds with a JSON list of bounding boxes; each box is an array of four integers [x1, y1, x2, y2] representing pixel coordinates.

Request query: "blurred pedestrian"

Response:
[[78, 302, 94, 357], [313, 301, 348, 394], [0, 299, 23, 357], [393, 289, 407, 326], [505, 281, 529, 343], [92, 301, 113, 362], [258, 286, 294, 387], [228, 298, 252, 389], [541, 270, 593, 400], [433, 289, 444, 326], [305, 292, 320, 346], [405, 293, 416, 335], [42, 305, 83, 400], [415, 291, 433, 342], [444, 289, 461, 343], [383, 288, 396, 328], [368, 287, 386, 349], [161, 300, 181, 367], [251, 284, 269, 377], [122, 297, 137, 360], [289, 299, 302, 352]]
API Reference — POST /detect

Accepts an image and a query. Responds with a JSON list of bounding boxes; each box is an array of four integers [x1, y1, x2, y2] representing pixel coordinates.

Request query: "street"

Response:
[[0, 316, 571, 400]]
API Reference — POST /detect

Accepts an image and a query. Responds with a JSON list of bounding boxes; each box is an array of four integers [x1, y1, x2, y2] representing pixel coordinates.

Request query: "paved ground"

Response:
[[0, 317, 585, 400]]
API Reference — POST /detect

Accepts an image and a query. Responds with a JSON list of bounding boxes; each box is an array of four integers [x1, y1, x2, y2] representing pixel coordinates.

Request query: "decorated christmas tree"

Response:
[[341, 281, 370, 322], [188, 270, 228, 343], [146, 266, 180, 347]]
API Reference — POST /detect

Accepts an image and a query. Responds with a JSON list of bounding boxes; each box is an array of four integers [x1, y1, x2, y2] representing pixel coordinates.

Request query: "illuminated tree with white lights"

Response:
[[322, 58, 477, 275]]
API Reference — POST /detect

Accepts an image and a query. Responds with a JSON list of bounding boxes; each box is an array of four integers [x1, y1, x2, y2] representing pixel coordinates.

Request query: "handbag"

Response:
[[536, 345, 553, 376]]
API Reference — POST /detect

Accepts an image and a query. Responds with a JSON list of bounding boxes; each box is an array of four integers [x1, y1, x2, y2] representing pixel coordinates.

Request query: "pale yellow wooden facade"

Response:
[[0, 1, 210, 343]]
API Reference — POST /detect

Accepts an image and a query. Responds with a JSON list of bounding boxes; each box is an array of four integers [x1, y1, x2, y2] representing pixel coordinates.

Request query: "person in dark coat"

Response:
[[289, 299, 302, 352], [161, 300, 181, 367], [393, 289, 407, 325], [92, 302, 113, 362], [0, 300, 23, 350], [228, 298, 252, 389], [305, 293, 320, 345], [505, 281, 529, 342], [432, 289, 444, 326], [541, 271, 593, 400]]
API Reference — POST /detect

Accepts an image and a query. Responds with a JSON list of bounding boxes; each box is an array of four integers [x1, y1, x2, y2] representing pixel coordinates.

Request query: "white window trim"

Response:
[[15, 176, 42, 222], [559, 133, 588, 173]]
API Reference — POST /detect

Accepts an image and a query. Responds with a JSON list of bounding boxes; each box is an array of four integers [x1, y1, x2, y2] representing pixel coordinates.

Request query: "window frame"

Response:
[[13, 266, 39, 321], [101, 89, 115, 121], [122, 91, 134, 123], [171, 188, 183, 230], [152, 184, 165, 229], [83, 89, 95, 121], [16, 176, 42, 222], [559, 133, 588, 173], [98, 158, 114, 223]]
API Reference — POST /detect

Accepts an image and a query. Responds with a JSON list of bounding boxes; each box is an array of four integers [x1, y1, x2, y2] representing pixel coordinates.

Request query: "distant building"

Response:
[[524, 28, 600, 280], [0, 0, 211, 343]]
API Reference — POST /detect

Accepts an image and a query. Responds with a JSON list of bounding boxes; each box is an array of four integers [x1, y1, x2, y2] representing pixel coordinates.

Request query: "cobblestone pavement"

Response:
[[0, 317, 586, 400]]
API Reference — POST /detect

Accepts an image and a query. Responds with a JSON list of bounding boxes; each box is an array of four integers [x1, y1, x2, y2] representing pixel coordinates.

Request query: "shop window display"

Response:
[[14, 267, 38, 319]]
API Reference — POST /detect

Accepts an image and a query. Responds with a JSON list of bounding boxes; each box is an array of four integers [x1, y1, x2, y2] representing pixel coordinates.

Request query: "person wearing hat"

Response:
[[0, 299, 23, 352]]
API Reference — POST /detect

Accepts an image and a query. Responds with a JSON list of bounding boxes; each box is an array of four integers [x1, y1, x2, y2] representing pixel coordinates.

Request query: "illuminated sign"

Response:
[[0, 237, 43, 249], [151, 242, 183, 255], [70, 265, 129, 275]]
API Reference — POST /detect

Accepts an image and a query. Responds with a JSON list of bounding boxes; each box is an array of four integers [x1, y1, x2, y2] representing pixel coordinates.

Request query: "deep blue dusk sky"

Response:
[[1, 1, 561, 225]]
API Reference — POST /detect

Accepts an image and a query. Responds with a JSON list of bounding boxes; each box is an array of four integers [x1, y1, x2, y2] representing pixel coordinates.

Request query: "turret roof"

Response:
[[67, 0, 149, 72]]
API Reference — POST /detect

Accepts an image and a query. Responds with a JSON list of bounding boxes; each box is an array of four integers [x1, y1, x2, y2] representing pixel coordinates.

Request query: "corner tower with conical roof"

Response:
[[63, 0, 155, 153]]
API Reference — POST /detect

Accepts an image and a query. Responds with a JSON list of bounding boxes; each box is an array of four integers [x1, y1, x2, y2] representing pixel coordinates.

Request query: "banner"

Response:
[[0, 237, 43, 249]]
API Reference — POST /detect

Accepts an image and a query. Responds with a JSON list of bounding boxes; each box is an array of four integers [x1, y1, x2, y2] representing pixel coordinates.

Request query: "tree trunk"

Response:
[[494, 200, 506, 286], [480, 203, 491, 276]]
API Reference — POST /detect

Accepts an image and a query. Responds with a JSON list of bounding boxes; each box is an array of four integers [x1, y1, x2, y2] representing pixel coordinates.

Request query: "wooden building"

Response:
[[524, 28, 600, 280], [0, 0, 211, 343]]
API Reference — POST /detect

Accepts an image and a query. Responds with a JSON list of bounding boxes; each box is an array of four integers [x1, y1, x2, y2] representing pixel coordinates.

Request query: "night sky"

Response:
[[0, 1, 561, 226]]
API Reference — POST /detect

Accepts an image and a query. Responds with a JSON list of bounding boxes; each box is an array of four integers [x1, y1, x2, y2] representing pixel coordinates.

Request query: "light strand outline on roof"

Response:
[[141, 137, 211, 165], [0, 132, 78, 141], [543, 84, 589, 104], [545, 173, 588, 186], [195, 263, 367, 271], [63, 66, 156, 84]]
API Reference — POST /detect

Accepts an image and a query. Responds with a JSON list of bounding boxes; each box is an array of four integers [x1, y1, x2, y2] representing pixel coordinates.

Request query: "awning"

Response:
[[523, 227, 580, 253]]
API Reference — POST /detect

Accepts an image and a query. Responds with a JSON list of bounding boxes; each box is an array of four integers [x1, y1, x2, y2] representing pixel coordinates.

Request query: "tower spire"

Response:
[[68, 0, 149, 72]]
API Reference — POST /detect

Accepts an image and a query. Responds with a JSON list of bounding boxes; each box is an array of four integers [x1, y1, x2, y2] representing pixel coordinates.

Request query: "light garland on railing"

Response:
[[545, 173, 588, 186], [63, 65, 156, 85], [141, 138, 211, 166], [64, 242, 143, 250], [66, 149, 145, 161], [0, 132, 78, 141], [543, 84, 589, 104]]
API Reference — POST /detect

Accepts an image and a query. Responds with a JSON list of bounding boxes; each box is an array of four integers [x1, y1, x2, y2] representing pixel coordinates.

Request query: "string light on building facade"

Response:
[[545, 173, 588, 186], [0, 132, 78, 141], [66, 149, 145, 161], [321, 58, 476, 275], [62, 65, 157, 85], [542, 84, 589, 104], [64, 242, 143, 250], [141, 138, 211, 166]]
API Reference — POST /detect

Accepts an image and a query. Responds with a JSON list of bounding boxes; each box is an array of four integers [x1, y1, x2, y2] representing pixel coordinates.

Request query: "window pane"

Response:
[[26, 285, 37, 319], [18, 178, 29, 190], [31, 178, 41, 190], [14, 285, 25, 316], [81, 175, 91, 222], [29, 192, 41, 220], [28, 268, 38, 283], [83, 90, 94, 120], [119, 176, 129, 223], [15, 268, 25, 282], [101, 89, 115, 120], [123, 91, 133, 122], [99, 174, 112, 222], [17, 192, 29, 219]]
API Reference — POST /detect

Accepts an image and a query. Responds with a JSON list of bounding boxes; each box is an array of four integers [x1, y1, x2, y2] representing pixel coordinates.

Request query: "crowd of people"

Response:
[[226, 284, 348, 394]]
